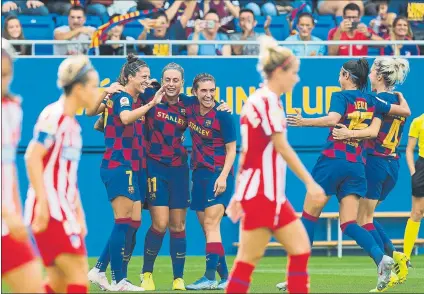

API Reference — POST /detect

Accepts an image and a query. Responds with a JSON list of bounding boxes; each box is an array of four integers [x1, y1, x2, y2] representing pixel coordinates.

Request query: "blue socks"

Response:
[[205, 242, 224, 280], [374, 220, 396, 257], [142, 227, 165, 274], [301, 211, 319, 246], [342, 221, 384, 265], [110, 218, 131, 283], [122, 221, 140, 278], [170, 230, 186, 279], [95, 239, 110, 273], [217, 254, 229, 280], [362, 223, 385, 252]]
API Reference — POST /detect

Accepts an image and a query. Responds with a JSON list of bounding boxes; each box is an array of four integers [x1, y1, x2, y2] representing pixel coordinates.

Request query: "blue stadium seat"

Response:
[[235, 16, 290, 41], [18, 15, 55, 55], [123, 21, 143, 39], [368, 47, 381, 56], [54, 15, 102, 28], [314, 14, 335, 40]]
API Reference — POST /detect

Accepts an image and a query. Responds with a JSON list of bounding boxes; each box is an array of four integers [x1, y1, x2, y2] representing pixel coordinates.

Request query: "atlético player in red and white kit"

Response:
[[1, 43, 45, 293], [225, 36, 326, 294], [24, 56, 100, 294]]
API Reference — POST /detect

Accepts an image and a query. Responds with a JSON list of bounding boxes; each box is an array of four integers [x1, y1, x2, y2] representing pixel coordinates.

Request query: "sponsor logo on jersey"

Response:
[[120, 97, 130, 107]]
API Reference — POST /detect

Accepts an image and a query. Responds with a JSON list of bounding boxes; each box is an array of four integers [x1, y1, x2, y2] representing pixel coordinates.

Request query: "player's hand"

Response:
[[2, 1, 18, 12], [105, 82, 125, 94], [306, 181, 326, 204], [94, 116, 105, 133], [217, 100, 233, 113], [394, 91, 406, 101], [287, 108, 304, 126], [332, 124, 352, 140], [226, 197, 243, 224], [5, 214, 28, 242], [357, 23, 369, 35], [32, 199, 50, 234], [340, 19, 352, 32], [214, 174, 227, 196], [27, 0, 44, 9], [152, 85, 167, 105]]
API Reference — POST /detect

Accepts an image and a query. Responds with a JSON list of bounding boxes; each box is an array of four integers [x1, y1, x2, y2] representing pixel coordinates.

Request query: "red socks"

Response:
[[67, 284, 88, 294], [226, 261, 255, 293], [44, 284, 55, 293], [287, 252, 310, 294]]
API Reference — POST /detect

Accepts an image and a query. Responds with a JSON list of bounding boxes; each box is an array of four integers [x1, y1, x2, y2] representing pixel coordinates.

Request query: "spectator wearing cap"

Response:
[[204, 0, 240, 32], [230, 8, 271, 55], [138, 1, 196, 56], [188, 9, 231, 56], [2, 15, 31, 55], [2, 0, 48, 16], [54, 5, 96, 55], [381, 16, 420, 56], [328, 3, 383, 56], [285, 12, 326, 56]]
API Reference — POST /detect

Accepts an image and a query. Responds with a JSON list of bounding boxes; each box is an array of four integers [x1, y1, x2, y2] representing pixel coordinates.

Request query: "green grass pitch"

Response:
[[2, 255, 423, 293]]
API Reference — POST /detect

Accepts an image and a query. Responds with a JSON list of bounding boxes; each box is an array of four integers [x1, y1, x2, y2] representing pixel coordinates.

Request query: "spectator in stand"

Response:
[[230, 8, 271, 55], [138, 1, 196, 56], [53, 5, 96, 55], [99, 14, 136, 55], [86, 0, 114, 24], [2, 15, 31, 55], [369, 1, 396, 37], [244, 0, 279, 16], [169, 0, 203, 38], [381, 16, 420, 56], [204, 0, 240, 33], [328, 3, 383, 56], [317, 0, 364, 16], [285, 12, 326, 56], [2, 0, 48, 16], [137, 0, 165, 10], [188, 9, 231, 56]]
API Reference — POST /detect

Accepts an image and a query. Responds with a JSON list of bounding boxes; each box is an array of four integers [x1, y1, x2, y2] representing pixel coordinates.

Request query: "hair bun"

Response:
[[126, 53, 138, 64]]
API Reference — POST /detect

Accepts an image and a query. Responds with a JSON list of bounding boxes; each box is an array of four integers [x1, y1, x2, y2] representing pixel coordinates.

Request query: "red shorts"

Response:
[[241, 199, 298, 231], [33, 218, 86, 266], [1, 235, 36, 275]]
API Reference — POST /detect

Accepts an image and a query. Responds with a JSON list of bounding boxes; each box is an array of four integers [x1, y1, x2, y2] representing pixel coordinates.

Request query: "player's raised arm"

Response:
[[86, 82, 124, 116]]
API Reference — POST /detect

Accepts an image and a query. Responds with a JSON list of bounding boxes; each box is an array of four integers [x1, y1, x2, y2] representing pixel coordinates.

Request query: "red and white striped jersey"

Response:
[[2, 97, 23, 236], [24, 100, 83, 234], [234, 87, 288, 205]]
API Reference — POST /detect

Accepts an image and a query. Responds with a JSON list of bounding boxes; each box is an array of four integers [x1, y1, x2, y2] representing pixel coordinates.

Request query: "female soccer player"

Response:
[[1, 44, 45, 294], [284, 58, 411, 291], [88, 54, 165, 292], [225, 36, 324, 294], [185, 73, 237, 291], [332, 57, 411, 289], [404, 113, 424, 261], [24, 56, 99, 294]]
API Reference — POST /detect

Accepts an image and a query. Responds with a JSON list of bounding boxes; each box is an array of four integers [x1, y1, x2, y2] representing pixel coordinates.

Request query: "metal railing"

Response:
[[8, 39, 424, 57]]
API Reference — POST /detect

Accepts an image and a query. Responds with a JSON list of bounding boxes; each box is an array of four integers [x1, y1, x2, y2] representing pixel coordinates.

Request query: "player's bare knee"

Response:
[[169, 221, 185, 233], [411, 209, 423, 222], [152, 219, 168, 233]]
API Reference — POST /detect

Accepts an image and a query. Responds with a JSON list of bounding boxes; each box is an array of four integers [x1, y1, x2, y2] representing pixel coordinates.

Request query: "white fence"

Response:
[[7, 39, 424, 57]]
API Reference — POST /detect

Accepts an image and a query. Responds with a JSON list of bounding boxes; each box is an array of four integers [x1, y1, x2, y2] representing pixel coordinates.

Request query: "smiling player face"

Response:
[[162, 69, 183, 99], [195, 80, 216, 109]]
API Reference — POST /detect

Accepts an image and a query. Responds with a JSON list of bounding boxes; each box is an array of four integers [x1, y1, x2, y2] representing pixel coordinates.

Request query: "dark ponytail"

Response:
[[118, 53, 148, 86], [342, 58, 369, 91]]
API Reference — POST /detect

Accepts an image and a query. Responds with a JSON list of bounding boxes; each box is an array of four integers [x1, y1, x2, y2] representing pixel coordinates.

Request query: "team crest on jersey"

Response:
[[128, 186, 135, 194], [69, 234, 81, 249], [106, 100, 113, 108], [120, 97, 130, 107], [204, 118, 213, 128]]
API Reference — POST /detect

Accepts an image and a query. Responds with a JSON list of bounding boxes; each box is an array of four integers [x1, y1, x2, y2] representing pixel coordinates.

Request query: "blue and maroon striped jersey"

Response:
[[322, 90, 390, 164], [366, 92, 406, 159], [140, 91, 194, 167], [101, 91, 145, 171], [186, 101, 237, 172]]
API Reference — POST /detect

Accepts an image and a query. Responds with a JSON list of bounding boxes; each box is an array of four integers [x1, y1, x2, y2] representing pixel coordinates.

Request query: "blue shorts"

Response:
[[365, 155, 399, 201], [312, 156, 367, 201], [100, 166, 146, 202], [145, 157, 190, 209], [190, 168, 234, 212]]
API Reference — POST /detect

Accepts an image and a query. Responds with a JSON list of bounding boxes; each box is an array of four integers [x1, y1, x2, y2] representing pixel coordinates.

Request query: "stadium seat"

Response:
[[234, 15, 290, 41], [314, 14, 336, 40], [123, 21, 144, 40], [18, 15, 55, 55]]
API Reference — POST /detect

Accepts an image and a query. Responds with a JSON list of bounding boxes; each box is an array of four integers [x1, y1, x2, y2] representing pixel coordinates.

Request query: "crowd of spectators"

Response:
[[1, 0, 423, 56]]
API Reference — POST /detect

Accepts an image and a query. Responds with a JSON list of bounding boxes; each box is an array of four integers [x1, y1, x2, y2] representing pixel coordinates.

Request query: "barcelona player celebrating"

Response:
[[283, 58, 411, 291], [1, 42, 45, 294], [185, 73, 237, 290], [404, 113, 424, 263], [332, 57, 411, 290], [24, 56, 100, 294], [225, 36, 324, 294]]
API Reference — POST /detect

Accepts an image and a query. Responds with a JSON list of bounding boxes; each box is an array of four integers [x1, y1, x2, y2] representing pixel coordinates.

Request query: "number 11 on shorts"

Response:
[[148, 177, 157, 193]]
